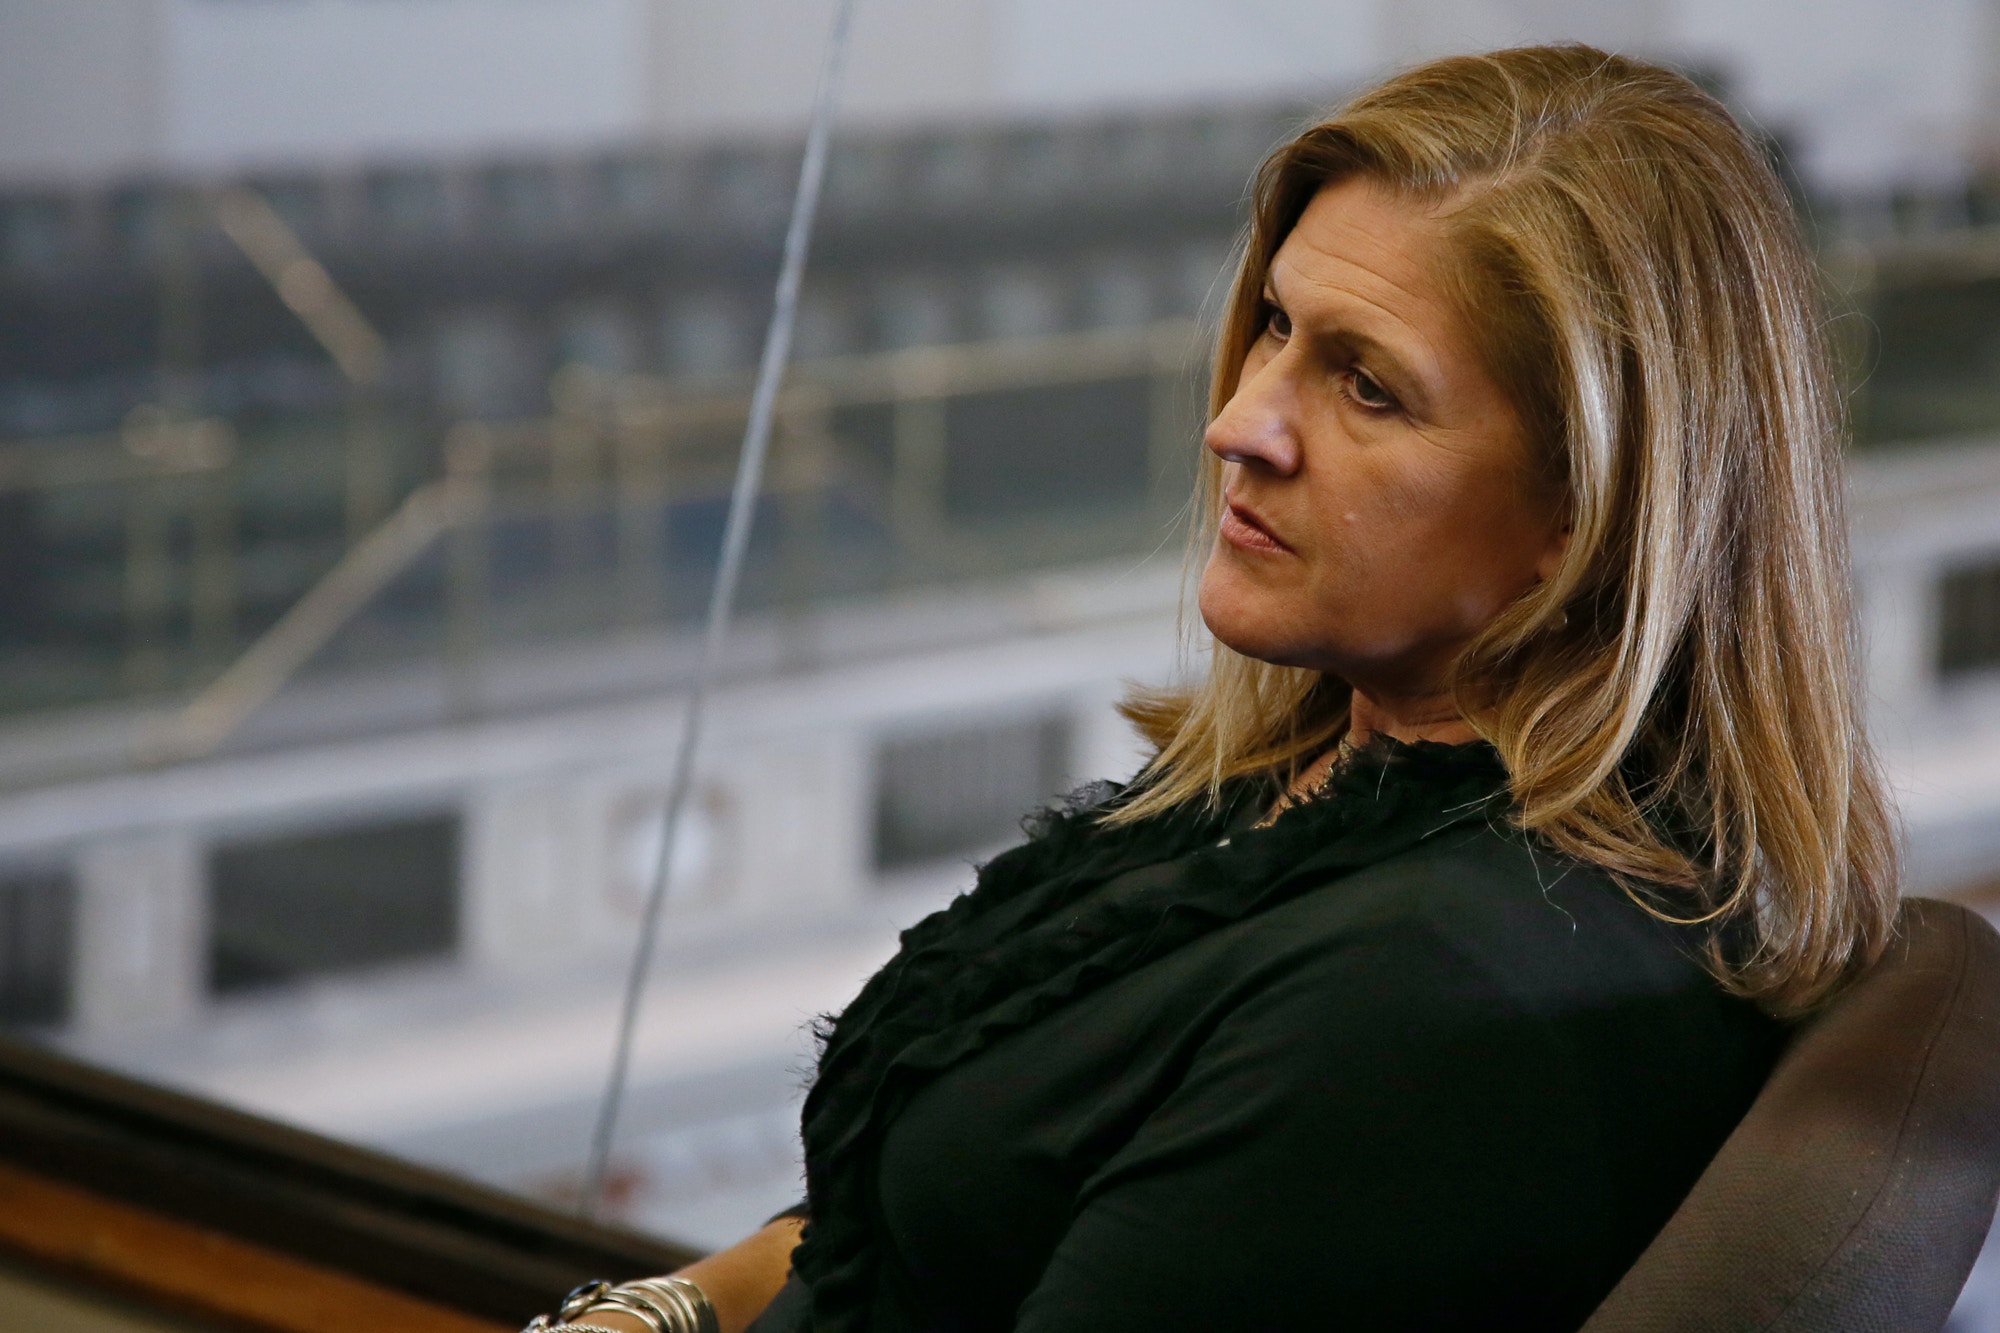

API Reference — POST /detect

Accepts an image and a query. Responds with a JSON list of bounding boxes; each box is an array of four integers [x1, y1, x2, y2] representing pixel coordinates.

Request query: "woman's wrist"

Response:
[[532, 1309, 649, 1333], [529, 1214, 800, 1333], [522, 1275, 719, 1333]]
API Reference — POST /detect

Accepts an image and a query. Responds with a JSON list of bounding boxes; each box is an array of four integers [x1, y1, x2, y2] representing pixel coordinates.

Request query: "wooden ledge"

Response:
[[0, 1161, 509, 1333]]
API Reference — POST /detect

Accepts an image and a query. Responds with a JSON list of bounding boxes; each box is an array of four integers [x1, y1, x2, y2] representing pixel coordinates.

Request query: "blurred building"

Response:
[[0, 101, 1274, 711], [3, 0, 1996, 191], [0, 98, 1271, 1243], [2, 0, 2000, 1276]]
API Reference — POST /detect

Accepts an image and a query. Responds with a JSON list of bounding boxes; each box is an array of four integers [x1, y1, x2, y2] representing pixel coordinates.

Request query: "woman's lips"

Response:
[[1221, 499, 1290, 554]]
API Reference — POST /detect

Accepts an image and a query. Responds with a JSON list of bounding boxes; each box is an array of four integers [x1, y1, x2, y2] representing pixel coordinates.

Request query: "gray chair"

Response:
[[1584, 898, 2000, 1332]]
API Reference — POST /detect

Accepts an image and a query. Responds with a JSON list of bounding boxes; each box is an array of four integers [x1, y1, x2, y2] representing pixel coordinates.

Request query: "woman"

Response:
[[540, 43, 1898, 1333]]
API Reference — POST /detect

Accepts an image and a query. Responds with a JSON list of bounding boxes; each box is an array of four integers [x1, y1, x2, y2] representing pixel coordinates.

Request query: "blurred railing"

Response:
[[0, 319, 1205, 736], [38, 159, 2000, 740]]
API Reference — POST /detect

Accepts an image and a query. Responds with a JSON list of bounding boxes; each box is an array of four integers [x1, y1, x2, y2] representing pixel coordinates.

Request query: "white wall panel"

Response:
[[72, 830, 203, 1034], [165, 0, 646, 171], [0, 0, 165, 184]]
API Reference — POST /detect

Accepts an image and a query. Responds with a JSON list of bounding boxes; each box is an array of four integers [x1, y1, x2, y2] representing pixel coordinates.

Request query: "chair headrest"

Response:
[[1583, 897, 2000, 1333]]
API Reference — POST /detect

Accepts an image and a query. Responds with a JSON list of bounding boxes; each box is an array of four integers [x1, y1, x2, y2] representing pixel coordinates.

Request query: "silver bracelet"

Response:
[[600, 1286, 678, 1333], [612, 1276, 720, 1333], [525, 1273, 718, 1333], [523, 1279, 636, 1333], [557, 1280, 615, 1324], [594, 1291, 674, 1333]]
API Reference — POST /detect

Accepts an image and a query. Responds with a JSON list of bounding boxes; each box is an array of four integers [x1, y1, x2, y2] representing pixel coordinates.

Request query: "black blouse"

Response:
[[758, 742, 1785, 1332]]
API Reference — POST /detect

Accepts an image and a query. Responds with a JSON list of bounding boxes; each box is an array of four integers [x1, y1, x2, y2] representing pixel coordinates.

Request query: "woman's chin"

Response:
[[1197, 595, 1319, 669]]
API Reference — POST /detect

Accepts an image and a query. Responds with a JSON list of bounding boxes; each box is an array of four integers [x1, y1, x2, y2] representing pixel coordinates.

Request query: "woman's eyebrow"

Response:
[[1332, 327, 1403, 369], [1316, 324, 1433, 412], [1264, 268, 1435, 410]]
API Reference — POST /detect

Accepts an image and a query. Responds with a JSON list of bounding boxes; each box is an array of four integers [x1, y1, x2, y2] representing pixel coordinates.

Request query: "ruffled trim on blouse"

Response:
[[790, 738, 1512, 1332]]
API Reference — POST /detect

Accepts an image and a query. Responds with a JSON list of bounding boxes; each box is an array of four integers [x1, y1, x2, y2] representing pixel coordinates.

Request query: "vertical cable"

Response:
[[582, 0, 859, 1218]]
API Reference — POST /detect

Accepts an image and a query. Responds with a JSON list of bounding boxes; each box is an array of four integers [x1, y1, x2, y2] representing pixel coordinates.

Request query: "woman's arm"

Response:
[[570, 1214, 802, 1333]]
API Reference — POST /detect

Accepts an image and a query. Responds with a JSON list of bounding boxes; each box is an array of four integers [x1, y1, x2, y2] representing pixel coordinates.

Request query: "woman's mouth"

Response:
[[1221, 499, 1290, 554]]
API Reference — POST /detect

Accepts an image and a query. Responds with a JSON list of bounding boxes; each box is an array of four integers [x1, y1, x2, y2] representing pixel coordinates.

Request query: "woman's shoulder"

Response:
[[1191, 821, 1787, 1161], [1254, 818, 1766, 1025]]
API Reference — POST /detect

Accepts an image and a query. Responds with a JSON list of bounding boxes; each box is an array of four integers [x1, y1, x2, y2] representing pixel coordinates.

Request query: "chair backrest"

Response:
[[1582, 897, 2000, 1332]]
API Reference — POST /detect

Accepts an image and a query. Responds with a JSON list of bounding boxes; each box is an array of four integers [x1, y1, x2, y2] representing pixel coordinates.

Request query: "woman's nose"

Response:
[[1204, 363, 1303, 475]]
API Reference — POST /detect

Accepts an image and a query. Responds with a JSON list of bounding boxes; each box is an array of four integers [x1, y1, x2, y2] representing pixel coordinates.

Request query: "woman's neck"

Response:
[[1346, 688, 1480, 748], [1269, 688, 1479, 815]]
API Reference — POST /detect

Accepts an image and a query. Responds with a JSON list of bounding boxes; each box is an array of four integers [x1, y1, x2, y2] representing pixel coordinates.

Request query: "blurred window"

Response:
[[2, 198, 75, 272], [978, 264, 1066, 341], [874, 713, 1071, 871], [557, 301, 642, 376], [828, 142, 898, 217], [599, 157, 669, 222], [1174, 239, 1236, 317], [1198, 110, 1292, 184], [109, 187, 173, 265], [433, 309, 543, 418], [1096, 122, 1172, 189], [915, 138, 986, 206], [1081, 255, 1157, 330], [256, 180, 330, 244], [1005, 130, 1077, 201], [1940, 556, 2000, 677], [944, 377, 1153, 519], [707, 150, 787, 225], [367, 170, 449, 238], [482, 165, 564, 239], [664, 292, 751, 378], [875, 274, 959, 349], [795, 286, 857, 361], [0, 864, 74, 1027], [208, 813, 460, 994]]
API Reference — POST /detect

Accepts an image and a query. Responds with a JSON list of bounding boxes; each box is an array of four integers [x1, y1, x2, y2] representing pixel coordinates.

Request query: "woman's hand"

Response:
[[563, 1215, 804, 1333]]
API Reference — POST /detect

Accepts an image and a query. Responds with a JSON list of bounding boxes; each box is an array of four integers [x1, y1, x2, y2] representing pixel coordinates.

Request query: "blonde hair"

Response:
[[1117, 44, 1897, 1013]]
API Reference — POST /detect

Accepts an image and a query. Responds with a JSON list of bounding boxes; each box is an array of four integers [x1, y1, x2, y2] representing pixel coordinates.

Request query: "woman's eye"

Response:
[[1263, 303, 1292, 340], [1347, 369, 1395, 410]]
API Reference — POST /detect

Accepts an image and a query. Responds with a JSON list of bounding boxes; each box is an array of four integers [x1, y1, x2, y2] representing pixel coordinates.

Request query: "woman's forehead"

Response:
[[1269, 180, 1455, 321], [1266, 180, 1479, 388]]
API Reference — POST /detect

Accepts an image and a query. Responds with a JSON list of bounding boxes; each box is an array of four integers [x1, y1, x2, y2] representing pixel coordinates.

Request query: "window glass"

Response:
[[208, 815, 459, 994], [875, 714, 1072, 871], [1941, 557, 2000, 679], [0, 865, 74, 1027]]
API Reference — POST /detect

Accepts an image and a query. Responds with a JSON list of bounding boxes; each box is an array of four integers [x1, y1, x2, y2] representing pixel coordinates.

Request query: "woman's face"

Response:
[[1197, 176, 1567, 710]]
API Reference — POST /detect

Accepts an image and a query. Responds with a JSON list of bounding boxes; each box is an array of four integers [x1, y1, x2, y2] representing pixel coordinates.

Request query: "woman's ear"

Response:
[[1534, 522, 1573, 583]]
